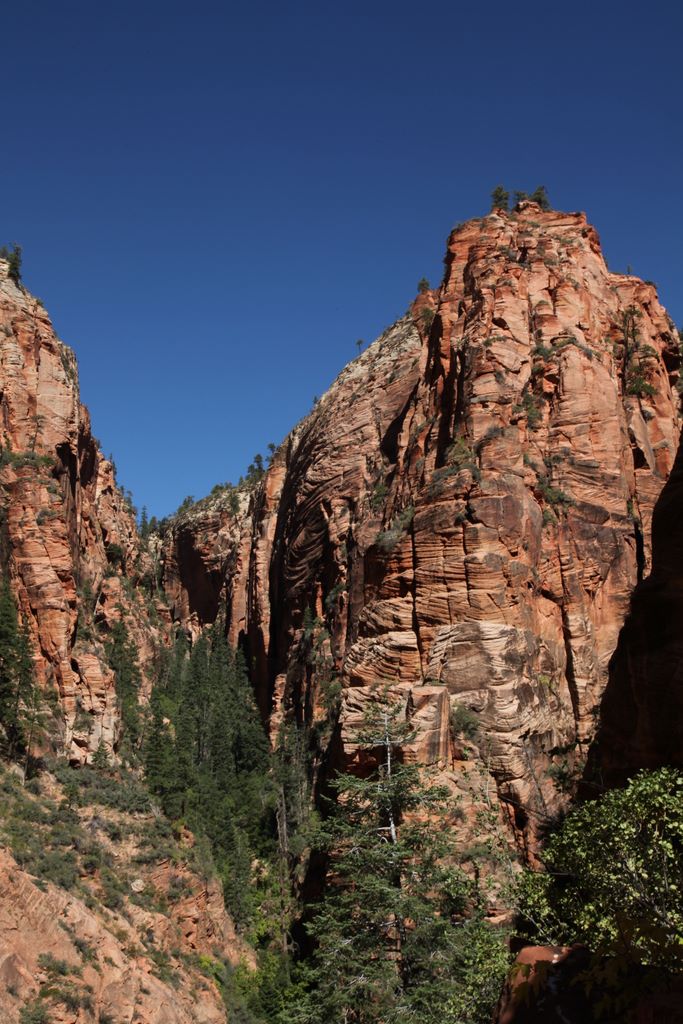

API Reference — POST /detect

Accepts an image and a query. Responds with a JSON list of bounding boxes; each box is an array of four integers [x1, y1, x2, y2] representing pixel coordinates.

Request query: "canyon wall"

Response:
[[0, 257, 159, 763], [160, 201, 681, 837], [1, 201, 680, 838], [588, 426, 683, 788]]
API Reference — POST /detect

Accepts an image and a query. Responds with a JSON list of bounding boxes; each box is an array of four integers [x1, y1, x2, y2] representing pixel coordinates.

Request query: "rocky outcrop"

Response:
[[161, 203, 681, 839], [0, 259, 159, 762]]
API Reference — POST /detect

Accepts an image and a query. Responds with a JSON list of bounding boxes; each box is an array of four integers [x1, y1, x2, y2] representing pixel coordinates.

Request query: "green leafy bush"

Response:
[[517, 768, 683, 970]]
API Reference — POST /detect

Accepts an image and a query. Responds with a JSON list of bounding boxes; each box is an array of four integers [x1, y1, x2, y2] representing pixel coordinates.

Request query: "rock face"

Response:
[[588, 422, 683, 787], [2, 203, 680, 837], [161, 202, 681, 837], [0, 258, 158, 762]]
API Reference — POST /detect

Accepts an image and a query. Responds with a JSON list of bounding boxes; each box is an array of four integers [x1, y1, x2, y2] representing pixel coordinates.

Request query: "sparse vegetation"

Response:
[[450, 703, 480, 740], [374, 504, 414, 552], [617, 305, 658, 398], [490, 185, 509, 211], [370, 478, 388, 511], [0, 243, 22, 284]]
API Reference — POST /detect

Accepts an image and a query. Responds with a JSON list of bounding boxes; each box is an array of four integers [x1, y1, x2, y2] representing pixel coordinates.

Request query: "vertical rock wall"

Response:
[[161, 203, 681, 836], [0, 259, 159, 761]]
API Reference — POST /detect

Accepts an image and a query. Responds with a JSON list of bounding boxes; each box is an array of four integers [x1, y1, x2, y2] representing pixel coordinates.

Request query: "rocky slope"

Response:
[[160, 201, 681, 841], [0, 763, 251, 1024], [0, 257, 160, 763]]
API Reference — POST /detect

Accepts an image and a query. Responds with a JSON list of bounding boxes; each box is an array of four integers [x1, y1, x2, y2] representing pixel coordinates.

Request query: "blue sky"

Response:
[[2, 1, 682, 518]]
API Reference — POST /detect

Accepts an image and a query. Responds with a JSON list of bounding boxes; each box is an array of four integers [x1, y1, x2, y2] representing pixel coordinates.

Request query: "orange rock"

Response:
[[160, 204, 681, 843], [0, 258, 160, 763]]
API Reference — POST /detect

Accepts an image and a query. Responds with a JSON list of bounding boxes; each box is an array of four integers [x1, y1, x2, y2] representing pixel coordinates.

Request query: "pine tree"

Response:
[[139, 506, 149, 541], [144, 687, 174, 797], [0, 244, 22, 284], [0, 579, 36, 760], [142, 622, 274, 930], [105, 618, 142, 749], [529, 185, 551, 210], [286, 695, 509, 1024], [490, 185, 509, 211]]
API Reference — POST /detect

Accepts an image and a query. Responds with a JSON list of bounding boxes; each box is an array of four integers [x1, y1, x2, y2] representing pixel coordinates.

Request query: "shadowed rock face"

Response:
[[495, 945, 683, 1023], [0, 259, 160, 762], [588, 424, 683, 788], [160, 202, 681, 837]]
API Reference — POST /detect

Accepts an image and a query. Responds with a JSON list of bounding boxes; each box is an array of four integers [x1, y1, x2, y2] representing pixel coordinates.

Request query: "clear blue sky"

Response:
[[2, 1, 681, 518]]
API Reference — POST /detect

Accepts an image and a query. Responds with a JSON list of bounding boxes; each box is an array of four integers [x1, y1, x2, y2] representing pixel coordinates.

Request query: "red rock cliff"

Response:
[[0, 257, 159, 762], [161, 202, 681, 837]]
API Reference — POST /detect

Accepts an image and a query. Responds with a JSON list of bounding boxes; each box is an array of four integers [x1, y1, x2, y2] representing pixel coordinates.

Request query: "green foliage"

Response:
[[421, 307, 435, 330], [54, 762, 151, 813], [0, 579, 38, 762], [620, 304, 658, 399], [143, 625, 273, 931], [626, 375, 656, 397], [374, 505, 414, 553], [512, 186, 551, 210], [37, 953, 72, 977], [105, 619, 142, 749], [281, 696, 510, 1023], [19, 1001, 51, 1024], [450, 703, 480, 740], [0, 449, 53, 470], [490, 185, 509, 211], [104, 542, 125, 568], [517, 768, 683, 970], [0, 770, 86, 890], [427, 438, 480, 497], [445, 436, 475, 469], [521, 390, 542, 430], [176, 495, 196, 515], [417, 277, 430, 293], [244, 453, 266, 487], [529, 185, 551, 210], [536, 476, 574, 509], [370, 478, 388, 512], [0, 243, 23, 284]]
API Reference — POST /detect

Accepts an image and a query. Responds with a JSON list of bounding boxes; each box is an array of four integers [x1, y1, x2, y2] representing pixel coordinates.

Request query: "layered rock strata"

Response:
[[161, 203, 681, 836], [0, 259, 159, 762]]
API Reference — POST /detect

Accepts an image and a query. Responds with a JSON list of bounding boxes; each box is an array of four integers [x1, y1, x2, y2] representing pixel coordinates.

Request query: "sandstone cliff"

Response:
[[160, 202, 681, 840], [0, 257, 159, 763], [2, 199, 680, 851]]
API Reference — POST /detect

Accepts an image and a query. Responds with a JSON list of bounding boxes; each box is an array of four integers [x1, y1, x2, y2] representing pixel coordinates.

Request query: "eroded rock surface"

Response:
[[0, 258, 159, 762], [161, 203, 681, 838]]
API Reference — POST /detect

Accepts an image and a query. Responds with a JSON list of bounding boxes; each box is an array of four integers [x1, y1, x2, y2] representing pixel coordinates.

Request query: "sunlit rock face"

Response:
[[160, 203, 681, 841], [0, 259, 160, 763]]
